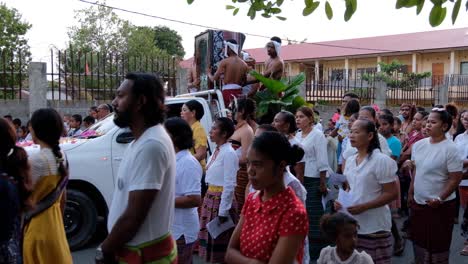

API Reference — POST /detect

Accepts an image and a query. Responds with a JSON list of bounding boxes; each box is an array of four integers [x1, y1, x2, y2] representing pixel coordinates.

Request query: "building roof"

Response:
[[180, 27, 468, 68]]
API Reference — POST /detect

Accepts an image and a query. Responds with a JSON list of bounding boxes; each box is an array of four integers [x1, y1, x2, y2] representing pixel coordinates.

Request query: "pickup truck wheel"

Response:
[[64, 189, 98, 251]]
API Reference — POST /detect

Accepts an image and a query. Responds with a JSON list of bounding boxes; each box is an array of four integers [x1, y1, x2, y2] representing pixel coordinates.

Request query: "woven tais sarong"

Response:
[[116, 233, 177, 264], [410, 199, 456, 264], [304, 177, 327, 260], [357, 231, 392, 264], [176, 236, 194, 264], [235, 164, 248, 212], [198, 185, 238, 263]]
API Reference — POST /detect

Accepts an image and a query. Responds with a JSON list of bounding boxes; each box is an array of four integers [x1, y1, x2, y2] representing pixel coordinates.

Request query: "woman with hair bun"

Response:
[[0, 118, 32, 264], [23, 108, 72, 263], [226, 132, 308, 264]]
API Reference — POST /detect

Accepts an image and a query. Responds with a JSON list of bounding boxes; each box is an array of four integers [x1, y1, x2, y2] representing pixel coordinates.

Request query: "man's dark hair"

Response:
[[125, 72, 165, 126], [89, 106, 98, 112], [72, 114, 82, 125], [3, 115, 12, 121], [12, 118, 21, 127], [343, 92, 359, 99], [216, 117, 235, 140], [164, 117, 194, 150], [83, 115, 95, 125], [185, 100, 205, 121], [257, 124, 278, 133], [270, 36, 282, 44]]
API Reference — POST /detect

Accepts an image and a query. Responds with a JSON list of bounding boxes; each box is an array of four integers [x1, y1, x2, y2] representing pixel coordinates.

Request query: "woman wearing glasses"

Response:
[[404, 108, 463, 263]]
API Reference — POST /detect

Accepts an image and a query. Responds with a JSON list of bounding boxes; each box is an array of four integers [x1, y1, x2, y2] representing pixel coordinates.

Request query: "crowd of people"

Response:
[[3, 103, 118, 145], [1, 71, 468, 263]]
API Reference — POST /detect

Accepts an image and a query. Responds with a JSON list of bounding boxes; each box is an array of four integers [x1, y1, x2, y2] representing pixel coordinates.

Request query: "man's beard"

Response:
[[114, 110, 132, 128]]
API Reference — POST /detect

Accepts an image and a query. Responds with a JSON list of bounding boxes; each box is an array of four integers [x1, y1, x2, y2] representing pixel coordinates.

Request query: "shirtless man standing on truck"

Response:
[[246, 36, 284, 95], [207, 39, 249, 107], [263, 36, 284, 80]]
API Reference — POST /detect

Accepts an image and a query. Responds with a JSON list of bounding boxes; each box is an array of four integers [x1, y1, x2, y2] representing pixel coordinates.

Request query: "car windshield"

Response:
[[78, 114, 116, 138]]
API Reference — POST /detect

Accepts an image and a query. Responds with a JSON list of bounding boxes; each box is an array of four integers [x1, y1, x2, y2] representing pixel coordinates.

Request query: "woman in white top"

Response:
[[198, 117, 239, 263], [453, 110, 468, 255], [164, 118, 202, 264], [295, 106, 329, 260], [336, 119, 398, 264], [23, 108, 72, 263], [454, 110, 468, 256], [272, 110, 305, 182], [404, 108, 463, 263]]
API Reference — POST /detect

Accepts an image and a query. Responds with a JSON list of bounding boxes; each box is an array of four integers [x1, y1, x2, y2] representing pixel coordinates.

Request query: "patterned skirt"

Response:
[[304, 177, 327, 260], [357, 232, 393, 264], [234, 164, 248, 212], [410, 199, 456, 264], [176, 236, 194, 264], [198, 185, 238, 263]]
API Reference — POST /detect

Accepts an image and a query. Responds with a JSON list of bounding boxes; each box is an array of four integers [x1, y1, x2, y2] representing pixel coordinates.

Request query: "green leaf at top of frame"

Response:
[[325, 1, 333, 20], [429, 4, 447, 26], [187, 0, 194, 4], [416, 0, 425, 14], [344, 0, 357, 21], [452, 0, 461, 24], [303, 1, 320, 16]]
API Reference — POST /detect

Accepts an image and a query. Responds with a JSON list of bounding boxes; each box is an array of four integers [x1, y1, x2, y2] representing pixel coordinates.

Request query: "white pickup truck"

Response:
[[27, 90, 226, 250]]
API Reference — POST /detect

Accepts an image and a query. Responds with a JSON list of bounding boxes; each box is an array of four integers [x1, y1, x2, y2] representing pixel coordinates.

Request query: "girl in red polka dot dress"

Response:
[[225, 132, 308, 264]]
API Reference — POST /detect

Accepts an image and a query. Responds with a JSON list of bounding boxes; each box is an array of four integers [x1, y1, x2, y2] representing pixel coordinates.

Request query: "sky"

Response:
[[3, 0, 468, 62]]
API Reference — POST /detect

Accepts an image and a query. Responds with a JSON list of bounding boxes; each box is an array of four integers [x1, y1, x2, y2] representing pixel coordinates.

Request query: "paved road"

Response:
[[73, 215, 467, 264]]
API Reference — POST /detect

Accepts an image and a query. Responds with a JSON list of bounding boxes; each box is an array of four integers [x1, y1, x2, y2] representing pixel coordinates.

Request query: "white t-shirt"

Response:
[[344, 149, 397, 235], [295, 127, 329, 178], [342, 133, 392, 161], [205, 142, 239, 216], [454, 132, 468, 186], [412, 138, 463, 204], [317, 246, 373, 264], [172, 150, 202, 244], [107, 125, 176, 245]]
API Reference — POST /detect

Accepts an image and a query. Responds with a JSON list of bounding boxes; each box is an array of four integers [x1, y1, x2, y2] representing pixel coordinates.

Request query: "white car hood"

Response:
[[21, 137, 90, 154]]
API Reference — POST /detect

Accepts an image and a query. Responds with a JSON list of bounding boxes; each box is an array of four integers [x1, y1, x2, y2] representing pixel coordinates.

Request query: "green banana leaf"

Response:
[[250, 70, 287, 94]]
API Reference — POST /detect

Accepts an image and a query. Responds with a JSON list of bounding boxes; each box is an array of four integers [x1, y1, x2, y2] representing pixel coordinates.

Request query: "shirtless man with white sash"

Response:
[[207, 39, 249, 108]]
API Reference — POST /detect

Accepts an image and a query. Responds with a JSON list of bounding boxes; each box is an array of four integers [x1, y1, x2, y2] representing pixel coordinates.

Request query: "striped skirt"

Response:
[[410, 199, 456, 264], [234, 164, 248, 212], [304, 177, 328, 260], [357, 232, 393, 264], [176, 236, 194, 264], [198, 185, 238, 263]]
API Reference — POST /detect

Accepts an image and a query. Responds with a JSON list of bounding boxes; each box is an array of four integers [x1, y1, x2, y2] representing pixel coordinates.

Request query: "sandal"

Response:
[[461, 245, 468, 256], [394, 238, 406, 256]]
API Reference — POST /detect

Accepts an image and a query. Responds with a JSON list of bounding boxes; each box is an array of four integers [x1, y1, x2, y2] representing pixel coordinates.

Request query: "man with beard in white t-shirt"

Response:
[[96, 73, 176, 264]]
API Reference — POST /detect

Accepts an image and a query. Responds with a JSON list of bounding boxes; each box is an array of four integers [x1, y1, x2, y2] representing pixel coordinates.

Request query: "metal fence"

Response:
[[0, 49, 28, 100], [448, 74, 468, 107], [0, 48, 179, 101], [305, 68, 375, 105], [47, 48, 179, 101], [305, 68, 468, 107]]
